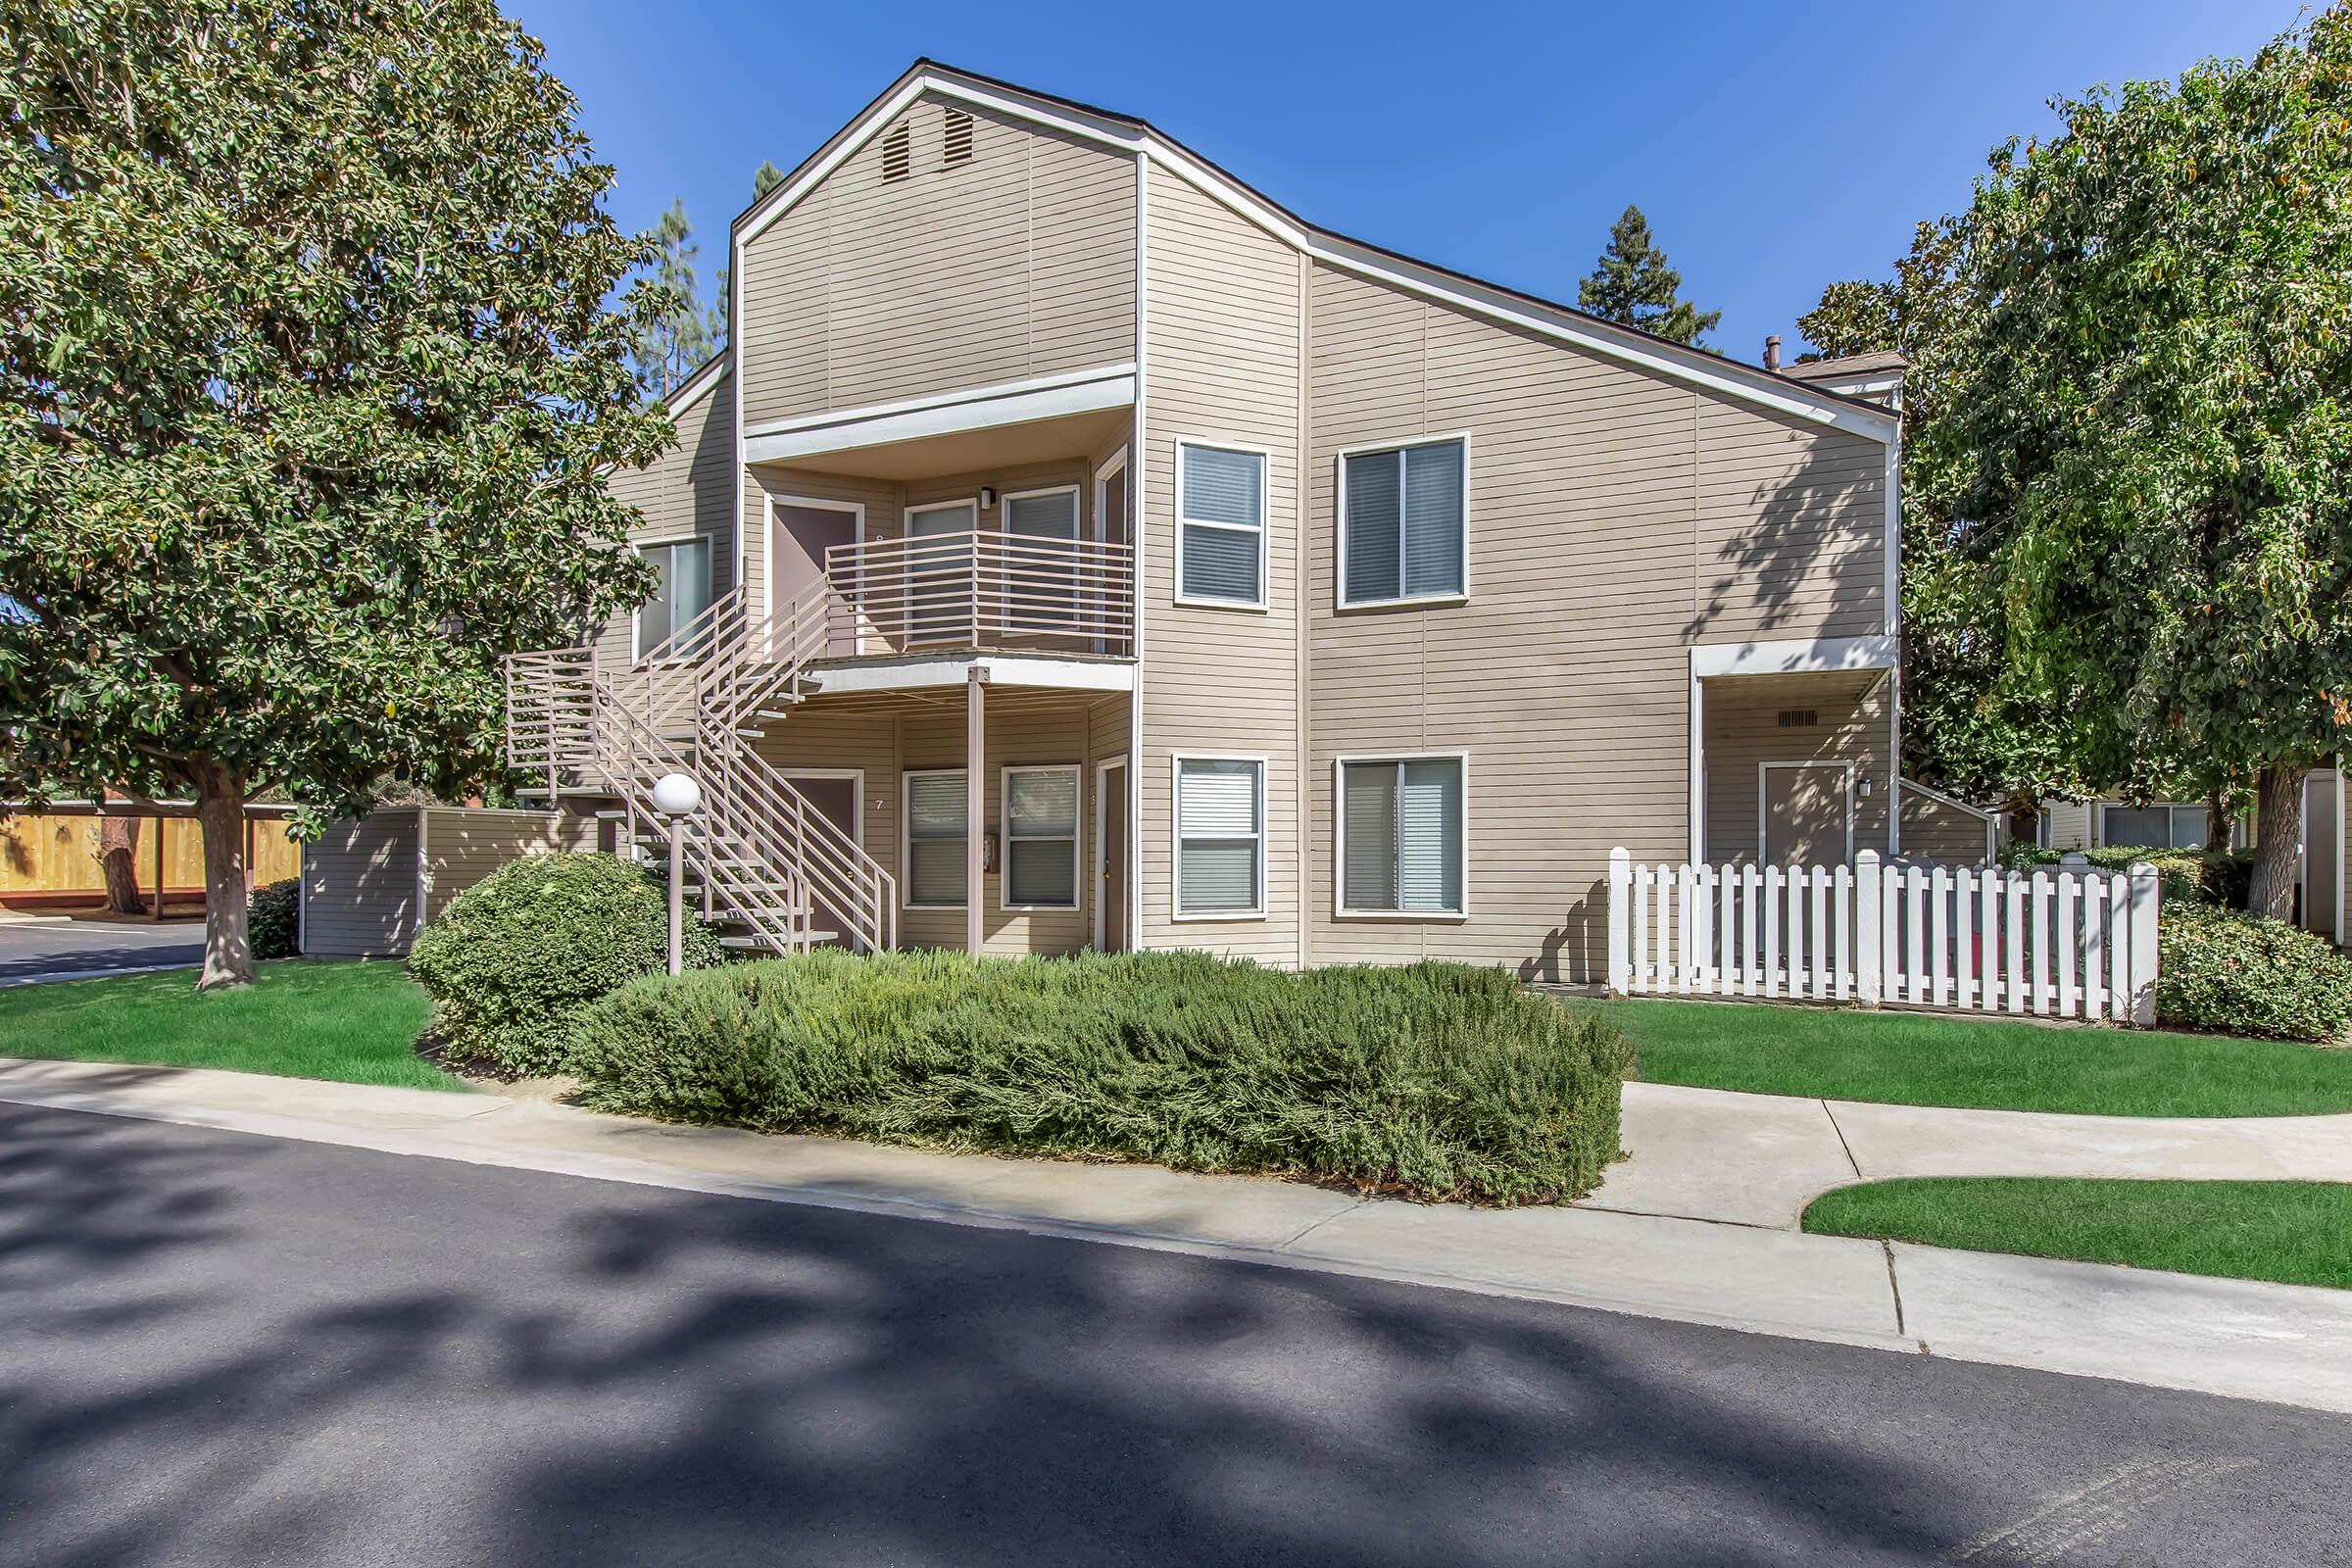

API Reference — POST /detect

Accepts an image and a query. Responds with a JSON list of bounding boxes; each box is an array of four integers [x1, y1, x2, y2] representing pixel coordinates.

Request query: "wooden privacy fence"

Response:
[[1607, 849, 2161, 1024]]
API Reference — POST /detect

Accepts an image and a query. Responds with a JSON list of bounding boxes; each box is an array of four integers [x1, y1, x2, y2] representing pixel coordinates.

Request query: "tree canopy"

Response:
[[1921, 10, 2352, 912], [1577, 205, 1721, 347], [635, 198, 721, 398], [0, 0, 673, 983]]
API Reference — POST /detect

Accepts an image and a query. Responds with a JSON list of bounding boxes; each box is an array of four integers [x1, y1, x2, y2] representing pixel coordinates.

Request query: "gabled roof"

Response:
[[1784, 351, 1910, 382], [727, 61, 1898, 445]]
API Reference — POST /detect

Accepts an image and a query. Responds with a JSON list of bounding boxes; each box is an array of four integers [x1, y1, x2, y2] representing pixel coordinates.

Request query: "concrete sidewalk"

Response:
[[2, 1054, 2349, 1417], [1593, 1081, 2352, 1229]]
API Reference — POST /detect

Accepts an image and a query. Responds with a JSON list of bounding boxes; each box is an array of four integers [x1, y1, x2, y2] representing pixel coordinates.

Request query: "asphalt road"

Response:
[[0, 916, 204, 985], [2, 1102, 2346, 1567]]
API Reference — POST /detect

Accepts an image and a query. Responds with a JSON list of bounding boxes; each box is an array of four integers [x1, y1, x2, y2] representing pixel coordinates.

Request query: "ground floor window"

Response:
[[1338, 755, 1465, 915], [2101, 803, 2206, 850], [904, 769, 966, 908], [1175, 757, 1262, 916], [1003, 765, 1079, 908]]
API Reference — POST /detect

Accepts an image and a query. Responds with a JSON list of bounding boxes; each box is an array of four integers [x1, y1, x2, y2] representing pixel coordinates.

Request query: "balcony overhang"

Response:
[[803, 652, 1136, 698], [742, 365, 1135, 479], [1689, 634, 1897, 680]]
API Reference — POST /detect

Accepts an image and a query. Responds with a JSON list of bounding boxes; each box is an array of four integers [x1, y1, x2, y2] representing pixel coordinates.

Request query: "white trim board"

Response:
[[1690, 635, 1899, 680], [805, 654, 1137, 697], [743, 369, 1136, 466]]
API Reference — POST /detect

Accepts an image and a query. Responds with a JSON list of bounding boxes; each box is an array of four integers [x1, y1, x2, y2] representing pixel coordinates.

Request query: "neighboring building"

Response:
[[505, 61, 1920, 982]]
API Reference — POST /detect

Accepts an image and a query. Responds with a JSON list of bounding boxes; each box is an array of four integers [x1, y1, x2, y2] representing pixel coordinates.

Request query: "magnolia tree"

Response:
[[0, 0, 673, 986], [1923, 12, 2352, 917]]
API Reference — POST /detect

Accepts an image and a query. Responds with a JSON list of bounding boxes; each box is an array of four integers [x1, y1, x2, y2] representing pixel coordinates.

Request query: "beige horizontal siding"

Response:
[[595, 372, 738, 667], [1701, 673, 1892, 865], [1899, 791, 1996, 866], [301, 813, 419, 956], [418, 808, 597, 922], [1137, 164, 1303, 965], [737, 95, 1135, 430]]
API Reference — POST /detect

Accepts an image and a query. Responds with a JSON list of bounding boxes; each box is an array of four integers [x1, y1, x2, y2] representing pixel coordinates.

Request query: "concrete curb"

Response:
[[2, 1056, 2348, 1416]]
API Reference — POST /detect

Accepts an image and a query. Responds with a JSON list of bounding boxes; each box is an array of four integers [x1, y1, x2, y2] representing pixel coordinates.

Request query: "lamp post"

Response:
[[651, 772, 702, 975]]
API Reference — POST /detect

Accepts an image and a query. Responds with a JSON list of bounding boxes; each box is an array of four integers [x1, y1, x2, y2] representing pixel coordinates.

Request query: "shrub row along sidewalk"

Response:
[[568, 950, 1634, 1206]]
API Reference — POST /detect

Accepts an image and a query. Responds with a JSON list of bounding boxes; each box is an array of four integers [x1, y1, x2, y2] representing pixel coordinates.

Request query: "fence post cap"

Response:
[[1608, 847, 1632, 865], [1855, 848, 1881, 867]]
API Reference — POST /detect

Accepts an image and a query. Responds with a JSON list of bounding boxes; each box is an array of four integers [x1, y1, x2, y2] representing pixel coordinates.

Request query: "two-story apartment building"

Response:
[[504, 61, 1909, 984]]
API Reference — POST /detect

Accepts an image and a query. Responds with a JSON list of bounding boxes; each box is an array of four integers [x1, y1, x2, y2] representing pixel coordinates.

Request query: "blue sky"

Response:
[[511, 0, 2304, 365]]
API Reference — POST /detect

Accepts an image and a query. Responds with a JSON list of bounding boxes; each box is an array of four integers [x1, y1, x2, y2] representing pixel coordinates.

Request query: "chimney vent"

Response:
[[1763, 335, 1782, 372]]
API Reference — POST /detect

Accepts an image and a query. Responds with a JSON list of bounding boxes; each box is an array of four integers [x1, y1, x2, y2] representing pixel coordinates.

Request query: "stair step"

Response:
[[735, 728, 766, 740], [719, 932, 839, 950]]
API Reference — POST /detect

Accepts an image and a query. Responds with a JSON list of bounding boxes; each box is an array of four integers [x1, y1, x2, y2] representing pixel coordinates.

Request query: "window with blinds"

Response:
[[904, 770, 967, 907], [1004, 766, 1079, 908], [1341, 438, 1465, 606], [1003, 487, 1079, 631], [635, 537, 712, 661], [1339, 757, 1465, 914], [1176, 758, 1262, 915], [1176, 444, 1265, 606]]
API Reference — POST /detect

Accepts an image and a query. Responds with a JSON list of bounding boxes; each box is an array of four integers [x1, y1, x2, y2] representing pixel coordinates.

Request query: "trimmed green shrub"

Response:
[[408, 852, 726, 1076], [2005, 843, 2250, 907], [248, 877, 300, 960], [2157, 902, 2352, 1044], [571, 949, 1634, 1206]]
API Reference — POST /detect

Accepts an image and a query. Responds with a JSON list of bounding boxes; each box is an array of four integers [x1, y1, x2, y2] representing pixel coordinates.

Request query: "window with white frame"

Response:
[[904, 770, 967, 907], [1339, 757, 1465, 914], [635, 537, 712, 659], [2101, 803, 2208, 850], [1003, 487, 1080, 631], [1175, 758, 1262, 915], [1004, 765, 1080, 908], [1342, 438, 1465, 606], [1177, 444, 1265, 606]]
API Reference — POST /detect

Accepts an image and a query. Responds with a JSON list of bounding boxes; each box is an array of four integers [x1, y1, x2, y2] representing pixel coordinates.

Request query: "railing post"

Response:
[[1855, 849, 1883, 1008], [1606, 848, 1631, 994], [2127, 860, 2160, 1027]]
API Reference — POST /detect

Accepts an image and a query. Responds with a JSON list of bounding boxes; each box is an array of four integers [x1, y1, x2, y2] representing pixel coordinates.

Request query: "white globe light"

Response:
[[651, 772, 702, 816]]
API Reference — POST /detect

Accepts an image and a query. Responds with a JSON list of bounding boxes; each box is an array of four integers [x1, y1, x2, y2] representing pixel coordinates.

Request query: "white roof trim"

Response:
[[730, 65, 1896, 444], [1690, 634, 1898, 679], [1897, 777, 1998, 823], [743, 368, 1135, 466], [662, 356, 728, 417]]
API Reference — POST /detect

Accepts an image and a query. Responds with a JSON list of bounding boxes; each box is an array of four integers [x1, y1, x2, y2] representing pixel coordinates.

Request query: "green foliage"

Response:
[[2156, 903, 2352, 1044], [752, 160, 785, 200], [2001, 843, 2250, 906], [408, 852, 724, 1076], [634, 198, 721, 398], [1576, 206, 1721, 347], [0, 0, 674, 980], [247, 877, 300, 959], [571, 950, 1634, 1206], [1920, 13, 2352, 899]]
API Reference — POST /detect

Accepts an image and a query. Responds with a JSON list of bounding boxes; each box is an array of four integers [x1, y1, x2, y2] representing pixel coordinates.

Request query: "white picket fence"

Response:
[[1607, 848, 2160, 1024]]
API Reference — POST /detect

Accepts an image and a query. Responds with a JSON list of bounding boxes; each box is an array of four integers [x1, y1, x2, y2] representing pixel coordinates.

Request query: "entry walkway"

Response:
[[1, 1056, 2348, 1417]]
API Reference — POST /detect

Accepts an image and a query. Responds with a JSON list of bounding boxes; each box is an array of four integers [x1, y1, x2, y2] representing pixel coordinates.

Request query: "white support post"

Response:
[[966, 669, 986, 956], [2128, 860, 2161, 1026], [1854, 850, 1883, 1008], [1607, 848, 1632, 994]]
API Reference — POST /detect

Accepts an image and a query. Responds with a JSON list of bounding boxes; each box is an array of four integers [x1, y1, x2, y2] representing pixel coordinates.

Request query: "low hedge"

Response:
[[2158, 902, 2352, 1044], [247, 877, 300, 960], [408, 852, 726, 1076], [2004, 843, 2250, 906], [570, 950, 1634, 1206]]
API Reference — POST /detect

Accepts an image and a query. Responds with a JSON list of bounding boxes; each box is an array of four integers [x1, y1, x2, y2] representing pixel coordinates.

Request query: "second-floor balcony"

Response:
[[805, 530, 1135, 662]]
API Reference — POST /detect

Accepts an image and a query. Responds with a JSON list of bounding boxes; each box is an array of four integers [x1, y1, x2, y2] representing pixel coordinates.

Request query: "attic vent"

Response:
[[1776, 709, 1819, 729], [942, 107, 974, 166], [880, 122, 910, 182]]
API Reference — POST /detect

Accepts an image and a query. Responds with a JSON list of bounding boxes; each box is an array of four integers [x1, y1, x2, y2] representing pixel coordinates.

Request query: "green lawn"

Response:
[[1804, 1178, 2352, 1291], [1594, 998, 2352, 1117], [0, 960, 466, 1091]]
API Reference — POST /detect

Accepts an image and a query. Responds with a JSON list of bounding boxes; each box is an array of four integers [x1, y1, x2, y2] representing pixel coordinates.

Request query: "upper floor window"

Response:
[[634, 536, 711, 662], [1176, 443, 1266, 609], [1341, 437, 1465, 607]]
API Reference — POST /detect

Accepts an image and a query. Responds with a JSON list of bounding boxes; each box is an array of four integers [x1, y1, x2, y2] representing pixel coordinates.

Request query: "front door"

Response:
[[772, 502, 859, 656], [1762, 764, 1850, 866], [782, 774, 860, 946], [1097, 761, 1129, 951]]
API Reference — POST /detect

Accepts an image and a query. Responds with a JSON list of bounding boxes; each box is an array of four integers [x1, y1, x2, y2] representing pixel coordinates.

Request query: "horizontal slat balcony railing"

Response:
[[822, 532, 1135, 658]]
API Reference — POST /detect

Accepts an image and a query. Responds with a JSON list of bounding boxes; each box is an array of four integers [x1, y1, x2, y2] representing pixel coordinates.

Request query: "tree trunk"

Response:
[[2207, 791, 2230, 852], [98, 811, 143, 913], [193, 766, 253, 989], [2004, 792, 2042, 848], [2247, 763, 2309, 923]]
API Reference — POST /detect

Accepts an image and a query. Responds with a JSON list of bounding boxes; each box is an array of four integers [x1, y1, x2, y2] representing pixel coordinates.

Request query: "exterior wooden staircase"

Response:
[[503, 584, 896, 956]]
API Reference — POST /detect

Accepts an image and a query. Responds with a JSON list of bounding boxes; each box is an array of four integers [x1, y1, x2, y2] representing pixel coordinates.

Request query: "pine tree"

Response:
[[1577, 206, 1722, 347], [635, 198, 715, 399], [752, 159, 785, 200]]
